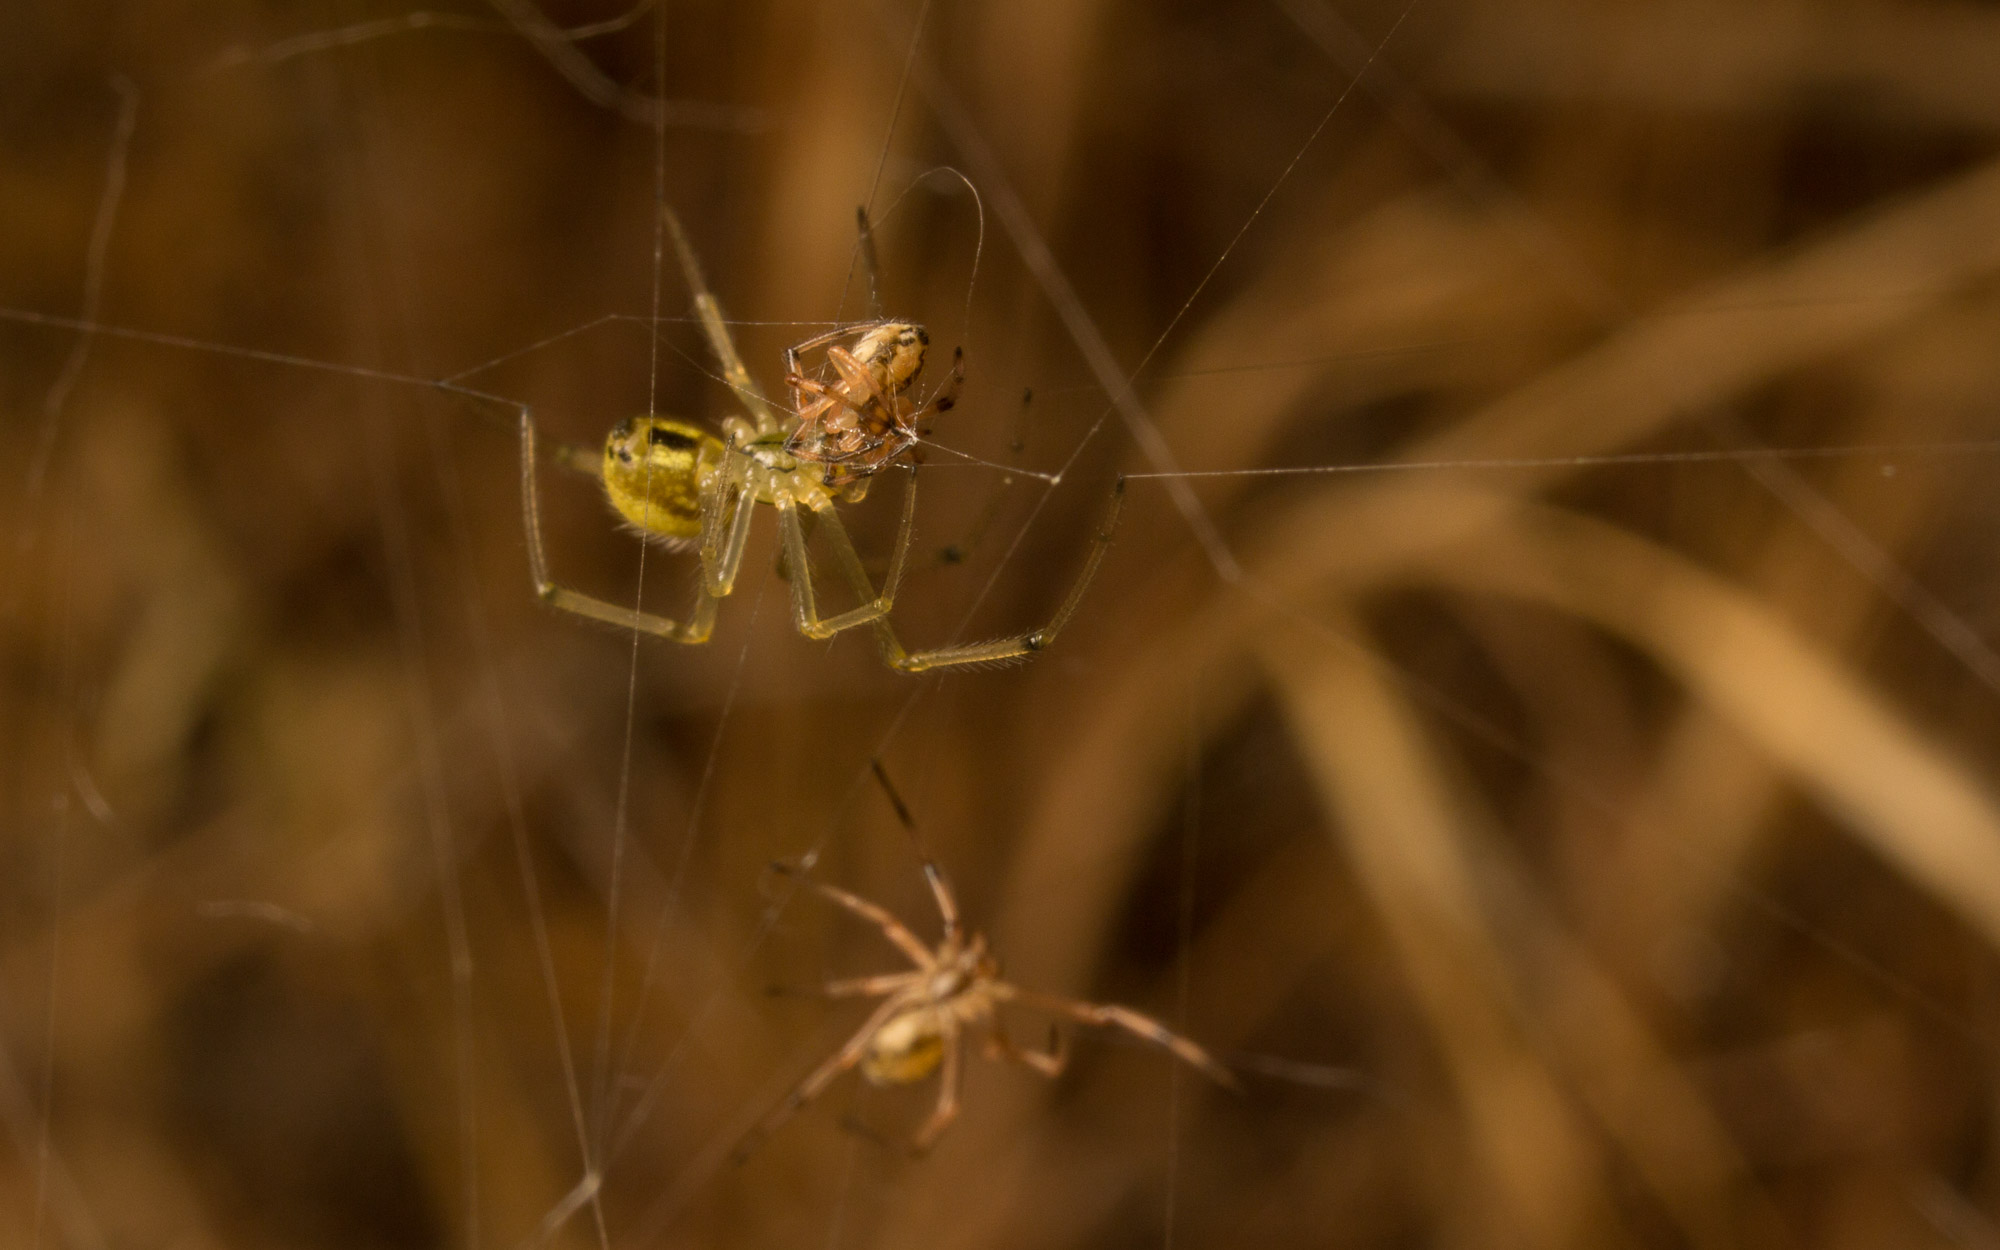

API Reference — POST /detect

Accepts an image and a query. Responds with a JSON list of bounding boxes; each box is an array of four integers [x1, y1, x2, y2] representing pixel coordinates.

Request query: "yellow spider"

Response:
[[518, 208, 1123, 672], [738, 851, 1238, 1156]]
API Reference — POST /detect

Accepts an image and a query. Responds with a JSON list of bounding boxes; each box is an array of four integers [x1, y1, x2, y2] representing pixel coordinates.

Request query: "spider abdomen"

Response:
[[602, 416, 723, 541], [861, 1008, 947, 1085], [849, 322, 929, 396]]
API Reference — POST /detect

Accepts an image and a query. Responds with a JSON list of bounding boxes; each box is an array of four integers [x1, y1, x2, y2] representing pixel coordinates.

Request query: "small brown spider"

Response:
[[781, 320, 964, 499], [738, 854, 1238, 1158]]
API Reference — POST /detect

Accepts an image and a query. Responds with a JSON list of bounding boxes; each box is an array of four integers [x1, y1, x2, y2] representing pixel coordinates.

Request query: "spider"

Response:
[[782, 320, 965, 498], [737, 852, 1238, 1157], [517, 207, 1123, 672]]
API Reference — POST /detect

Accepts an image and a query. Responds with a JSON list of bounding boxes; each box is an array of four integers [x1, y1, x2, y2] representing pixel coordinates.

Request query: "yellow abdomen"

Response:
[[860, 1010, 946, 1085], [601, 417, 723, 541]]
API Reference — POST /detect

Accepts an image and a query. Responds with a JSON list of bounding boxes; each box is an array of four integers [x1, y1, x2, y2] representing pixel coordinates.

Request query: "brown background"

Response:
[[6, 0, 2000, 1246]]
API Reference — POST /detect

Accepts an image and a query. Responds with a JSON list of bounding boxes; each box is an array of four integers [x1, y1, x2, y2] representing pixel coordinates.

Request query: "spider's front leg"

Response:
[[663, 205, 773, 430]]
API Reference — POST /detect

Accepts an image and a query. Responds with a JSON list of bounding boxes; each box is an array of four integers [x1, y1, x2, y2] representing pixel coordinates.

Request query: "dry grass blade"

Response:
[[1417, 495, 2000, 956], [1260, 611, 1611, 1246], [1264, 612, 1788, 1250]]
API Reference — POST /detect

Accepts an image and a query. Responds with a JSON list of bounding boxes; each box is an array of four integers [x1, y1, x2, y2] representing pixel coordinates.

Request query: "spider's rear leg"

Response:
[[775, 470, 918, 641], [832, 476, 1127, 673]]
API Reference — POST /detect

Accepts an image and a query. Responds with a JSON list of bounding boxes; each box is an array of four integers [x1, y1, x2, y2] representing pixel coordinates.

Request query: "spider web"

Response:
[[7, 1, 2000, 1247]]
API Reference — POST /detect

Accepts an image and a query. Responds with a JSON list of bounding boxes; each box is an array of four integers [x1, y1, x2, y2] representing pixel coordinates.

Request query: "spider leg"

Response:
[[983, 1019, 1067, 1078], [910, 1031, 962, 1153], [788, 368, 895, 428], [912, 855, 960, 943], [785, 374, 881, 449], [519, 406, 718, 642], [767, 862, 932, 968], [732, 992, 912, 1163], [855, 204, 884, 321], [700, 474, 758, 599], [815, 973, 922, 998], [769, 971, 921, 1000], [786, 371, 902, 460], [825, 345, 884, 402], [775, 473, 918, 639], [787, 372, 850, 408], [783, 381, 844, 434], [697, 472, 728, 574], [779, 502, 876, 637], [788, 335, 904, 442], [997, 986, 1238, 1089], [662, 204, 772, 426], [912, 346, 964, 434], [783, 321, 895, 364], [836, 477, 1126, 672]]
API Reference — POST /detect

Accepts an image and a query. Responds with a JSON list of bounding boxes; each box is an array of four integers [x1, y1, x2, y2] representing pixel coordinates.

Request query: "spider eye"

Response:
[[648, 427, 698, 451]]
